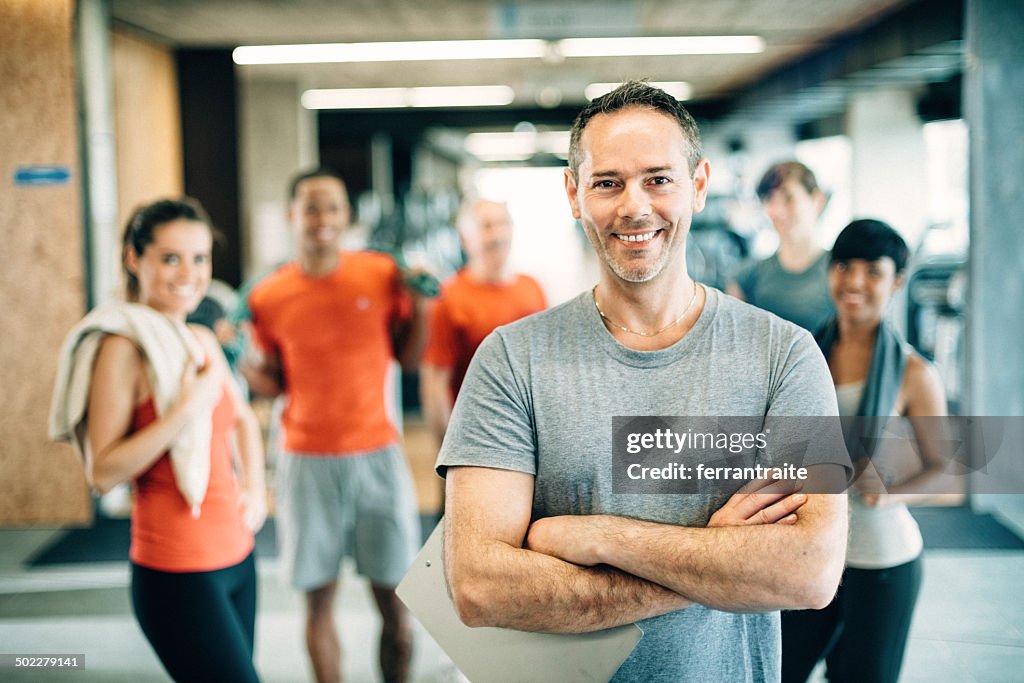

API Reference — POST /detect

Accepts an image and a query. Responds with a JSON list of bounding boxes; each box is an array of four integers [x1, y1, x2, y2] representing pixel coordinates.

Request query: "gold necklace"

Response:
[[593, 283, 701, 337]]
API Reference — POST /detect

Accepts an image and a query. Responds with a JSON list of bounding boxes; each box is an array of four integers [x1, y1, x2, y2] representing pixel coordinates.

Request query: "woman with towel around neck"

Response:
[[781, 219, 950, 683], [83, 199, 265, 682]]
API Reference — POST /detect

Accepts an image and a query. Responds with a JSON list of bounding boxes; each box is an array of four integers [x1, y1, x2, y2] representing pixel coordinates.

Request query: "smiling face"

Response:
[[460, 199, 514, 279], [289, 175, 351, 261], [564, 106, 709, 284], [762, 178, 825, 242], [126, 219, 212, 320], [829, 257, 904, 326]]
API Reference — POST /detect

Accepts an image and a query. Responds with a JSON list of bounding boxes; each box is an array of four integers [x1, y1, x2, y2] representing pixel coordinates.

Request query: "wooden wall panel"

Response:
[[111, 27, 184, 229], [0, 0, 91, 525]]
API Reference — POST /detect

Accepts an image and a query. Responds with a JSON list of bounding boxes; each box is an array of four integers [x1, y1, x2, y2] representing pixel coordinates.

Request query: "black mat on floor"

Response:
[[29, 513, 444, 566], [910, 507, 1024, 550], [28, 517, 280, 566]]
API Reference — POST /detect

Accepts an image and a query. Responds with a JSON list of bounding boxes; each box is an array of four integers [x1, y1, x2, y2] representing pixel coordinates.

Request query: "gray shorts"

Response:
[[275, 445, 420, 590]]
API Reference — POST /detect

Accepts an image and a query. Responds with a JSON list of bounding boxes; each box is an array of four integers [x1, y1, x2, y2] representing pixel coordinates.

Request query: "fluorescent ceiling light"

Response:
[[557, 36, 765, 57], [465, 131, 570, 161], [234, 36, 764, 66], [234, 39, 548, 65], [585, 81, 692, 101], [302, 86, 515, 110]]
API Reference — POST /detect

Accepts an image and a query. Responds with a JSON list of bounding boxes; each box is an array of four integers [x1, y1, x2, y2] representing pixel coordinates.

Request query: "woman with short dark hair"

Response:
[[782, 218, 949, 683]]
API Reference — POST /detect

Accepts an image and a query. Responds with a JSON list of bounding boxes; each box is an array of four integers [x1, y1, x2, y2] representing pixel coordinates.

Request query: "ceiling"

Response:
[[111, 0, 920, 107]]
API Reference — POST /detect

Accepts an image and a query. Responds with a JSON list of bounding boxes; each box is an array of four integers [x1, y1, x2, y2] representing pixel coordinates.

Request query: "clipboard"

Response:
[[396, 519, 643, 683]]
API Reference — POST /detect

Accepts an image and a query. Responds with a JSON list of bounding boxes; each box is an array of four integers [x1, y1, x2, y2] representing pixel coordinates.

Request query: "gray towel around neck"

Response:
[[815, 316, 908, 461]]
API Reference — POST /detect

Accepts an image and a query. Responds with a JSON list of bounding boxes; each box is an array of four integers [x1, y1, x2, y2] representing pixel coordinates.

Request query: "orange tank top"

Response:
[[129, 385, 254, 572]]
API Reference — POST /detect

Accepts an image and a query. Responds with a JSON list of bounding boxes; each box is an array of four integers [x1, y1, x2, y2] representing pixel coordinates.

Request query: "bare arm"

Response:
[[194, 326, 267, 532], [231, 393, 268, 532], [862, 354, 952, 506], [444, 465, 692, 633], [238, 321, 284, 398], [527, 465, 848, 612], [420, 364, 454, 444], [394, 292, 431, 371], [85, 335, 222, 495]]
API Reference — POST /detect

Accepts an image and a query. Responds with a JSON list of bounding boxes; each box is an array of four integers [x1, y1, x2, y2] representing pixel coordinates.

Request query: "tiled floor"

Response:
[[0, 533, 447, 682], [1, 526, 1022, 682]]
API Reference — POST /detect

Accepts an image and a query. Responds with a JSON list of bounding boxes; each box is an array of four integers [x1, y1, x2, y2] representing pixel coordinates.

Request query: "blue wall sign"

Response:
[[14, 165, 72, 186]]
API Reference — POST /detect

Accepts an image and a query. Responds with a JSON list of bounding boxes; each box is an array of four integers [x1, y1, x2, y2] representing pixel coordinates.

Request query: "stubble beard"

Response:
[[586, 220, 678, 284]]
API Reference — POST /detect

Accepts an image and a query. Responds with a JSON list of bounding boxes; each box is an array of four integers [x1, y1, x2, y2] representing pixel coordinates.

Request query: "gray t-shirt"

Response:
[[438, 286, 840, 683], [734, 252, 834, 332]]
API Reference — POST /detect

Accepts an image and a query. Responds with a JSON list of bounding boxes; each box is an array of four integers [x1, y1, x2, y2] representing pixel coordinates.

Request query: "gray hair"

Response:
[[567, 80, 703, 178]]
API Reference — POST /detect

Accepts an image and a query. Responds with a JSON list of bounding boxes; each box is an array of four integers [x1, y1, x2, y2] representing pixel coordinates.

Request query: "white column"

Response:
[[847, 88, 929, 246], [78, 0, 119, 306], [237, 78, 318, 278]]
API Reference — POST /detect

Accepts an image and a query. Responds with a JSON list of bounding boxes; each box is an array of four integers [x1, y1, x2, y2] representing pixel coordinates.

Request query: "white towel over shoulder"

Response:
[[48, 301, 211, 515]]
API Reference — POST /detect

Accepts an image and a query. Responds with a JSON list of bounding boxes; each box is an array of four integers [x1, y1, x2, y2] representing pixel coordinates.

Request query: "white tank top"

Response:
[[835, 381, 923, 569]]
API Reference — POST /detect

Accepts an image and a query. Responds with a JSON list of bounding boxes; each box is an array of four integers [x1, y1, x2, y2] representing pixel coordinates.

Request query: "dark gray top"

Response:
[[734, 252, 834, 332]]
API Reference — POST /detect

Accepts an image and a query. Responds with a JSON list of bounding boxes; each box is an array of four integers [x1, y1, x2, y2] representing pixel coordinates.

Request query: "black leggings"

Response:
[[781, 557, 923, 683], [131, 552, 260, 683]]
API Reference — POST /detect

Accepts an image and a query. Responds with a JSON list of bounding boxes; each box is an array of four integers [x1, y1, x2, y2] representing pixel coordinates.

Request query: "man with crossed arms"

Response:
[[438, 82, 850, 682]]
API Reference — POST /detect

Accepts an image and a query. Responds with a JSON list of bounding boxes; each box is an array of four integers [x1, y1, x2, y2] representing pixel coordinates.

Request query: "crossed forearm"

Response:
[[445, 467, 691, 633], [444, 467, 845, 633], [528, 498, 847, 613], [446, 535, 690, 633]]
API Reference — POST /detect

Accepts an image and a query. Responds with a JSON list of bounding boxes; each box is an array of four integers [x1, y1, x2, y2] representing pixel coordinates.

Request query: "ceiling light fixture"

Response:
[[301, 85, 516, 110], [234, 39, 548, 65], [585, 81, 692, 101], [464, 131, 570, 161], [557, 36, 766, 57], [234, 36, 765, 66]]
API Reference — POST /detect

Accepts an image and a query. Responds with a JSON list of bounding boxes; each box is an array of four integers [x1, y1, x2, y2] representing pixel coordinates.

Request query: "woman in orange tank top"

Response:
[[84, 198, 266, 682]]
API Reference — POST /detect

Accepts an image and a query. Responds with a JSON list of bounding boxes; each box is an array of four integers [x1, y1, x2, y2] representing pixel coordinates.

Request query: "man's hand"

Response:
[[526, 477, 810, 567], [399, 264, 441, 298], [707, 477, 806, 527]]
